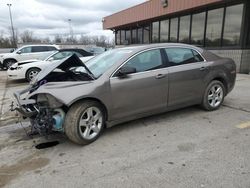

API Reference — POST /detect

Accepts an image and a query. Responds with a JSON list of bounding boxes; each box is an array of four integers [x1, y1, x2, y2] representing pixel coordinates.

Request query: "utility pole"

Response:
[[68, 19, 74, 43], [7, 4, 16, 48]]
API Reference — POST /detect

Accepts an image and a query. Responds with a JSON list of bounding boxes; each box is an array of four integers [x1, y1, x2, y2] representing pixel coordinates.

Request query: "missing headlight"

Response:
[[37, 94, 63, 108]]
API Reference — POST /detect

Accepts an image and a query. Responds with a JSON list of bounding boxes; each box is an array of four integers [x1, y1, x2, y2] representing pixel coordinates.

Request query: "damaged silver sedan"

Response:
[[13, 44, 236, 145]]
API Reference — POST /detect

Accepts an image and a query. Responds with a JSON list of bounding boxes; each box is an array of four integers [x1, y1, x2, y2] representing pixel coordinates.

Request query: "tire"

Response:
[[201, 80, 225, 111], [64, 101, 105, 145], [4, 59, 17, 69], [26, 68, 41, 82]]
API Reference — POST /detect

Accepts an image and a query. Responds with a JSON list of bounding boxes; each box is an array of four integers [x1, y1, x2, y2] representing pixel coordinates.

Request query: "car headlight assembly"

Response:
[[36, 94, 63, 108]]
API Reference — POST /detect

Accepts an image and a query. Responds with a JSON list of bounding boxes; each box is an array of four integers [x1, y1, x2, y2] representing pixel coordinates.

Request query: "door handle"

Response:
[[199, 67, 207, 71], [155, 74, 166, 79]]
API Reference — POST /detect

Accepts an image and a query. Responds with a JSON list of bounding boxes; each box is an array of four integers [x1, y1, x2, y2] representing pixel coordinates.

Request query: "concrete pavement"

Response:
[[0, 72, 250, 188]]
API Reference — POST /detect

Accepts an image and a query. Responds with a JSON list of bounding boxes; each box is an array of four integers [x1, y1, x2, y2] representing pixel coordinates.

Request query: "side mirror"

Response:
[[10, 49, 15, 53], [16, 51, 21, 54], [117, 66, 136, 78]]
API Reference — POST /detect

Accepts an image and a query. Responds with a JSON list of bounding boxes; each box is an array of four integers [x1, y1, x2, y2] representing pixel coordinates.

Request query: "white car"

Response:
[[0, 44, 58, 69], [7, 49, 94, 81]]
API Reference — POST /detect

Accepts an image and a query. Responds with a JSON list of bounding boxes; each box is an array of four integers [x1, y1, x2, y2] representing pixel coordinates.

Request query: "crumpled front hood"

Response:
[[32, 54, 84, 84], [27, 80, 94, 105], [36, 81, 92, 90]]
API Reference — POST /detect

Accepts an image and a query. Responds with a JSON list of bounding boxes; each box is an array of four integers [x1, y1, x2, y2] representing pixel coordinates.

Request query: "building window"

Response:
[[223, 4, 244, 46], [125, 30, 131, 44], [248, 30, 250, 46], [206, 8, 224, 47], [191, 12, 206, 45], [138, 28, 143, 44], [160, 20, 169, 42], [152, 21, 159, 43], [120, 30, 125, 45], [143, 26, 150, 43], [116, 30, 121, 45], [132, 29, 137, 44], [179, 15, 190, 43], [170, 18, 178, 42]]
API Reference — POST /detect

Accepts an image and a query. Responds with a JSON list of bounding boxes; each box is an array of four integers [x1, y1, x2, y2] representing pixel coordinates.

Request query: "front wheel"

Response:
[[201, 80, 225, 111], [64, 101, 105, 145], [26, 68, 41, 82]]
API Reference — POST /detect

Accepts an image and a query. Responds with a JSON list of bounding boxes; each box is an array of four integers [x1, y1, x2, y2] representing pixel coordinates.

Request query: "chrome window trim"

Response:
[[110, 46, 206, 78]]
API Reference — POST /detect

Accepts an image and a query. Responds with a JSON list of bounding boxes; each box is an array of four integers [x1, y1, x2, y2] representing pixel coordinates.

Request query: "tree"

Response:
[[54, 34, 63, 44], [20, 30, 34, 43]]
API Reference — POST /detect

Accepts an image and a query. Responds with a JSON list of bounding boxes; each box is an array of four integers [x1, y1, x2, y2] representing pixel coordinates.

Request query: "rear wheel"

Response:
[[202, 80, 225, 111], [64, 101, 105, 145], [26, 68, 41, 82]]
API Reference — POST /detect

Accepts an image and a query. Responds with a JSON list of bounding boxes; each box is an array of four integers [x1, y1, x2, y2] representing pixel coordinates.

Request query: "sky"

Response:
[[0, 0, 145, 39]]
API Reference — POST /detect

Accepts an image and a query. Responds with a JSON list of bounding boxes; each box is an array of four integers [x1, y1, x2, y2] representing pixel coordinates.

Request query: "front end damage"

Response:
[[14, 86, 66, 136], [13, 54, 95, 136]]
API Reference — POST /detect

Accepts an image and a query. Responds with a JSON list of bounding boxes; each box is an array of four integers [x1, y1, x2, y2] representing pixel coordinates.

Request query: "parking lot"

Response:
[[0, 70, 250, 188]]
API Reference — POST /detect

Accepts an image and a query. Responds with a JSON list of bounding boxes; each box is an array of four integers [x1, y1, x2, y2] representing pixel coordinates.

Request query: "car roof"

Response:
[[118, 43, 204, 53], [20, 44, 57, 48], [57, 48, 93, 56]]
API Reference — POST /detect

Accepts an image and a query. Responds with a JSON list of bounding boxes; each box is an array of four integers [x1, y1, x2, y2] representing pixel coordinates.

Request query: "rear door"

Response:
[[109, 49, 169, 120], [164, 47, 211, 107]]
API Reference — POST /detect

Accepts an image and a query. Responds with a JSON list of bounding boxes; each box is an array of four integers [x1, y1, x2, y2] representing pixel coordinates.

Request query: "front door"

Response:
[[109, 49, 169, 120]]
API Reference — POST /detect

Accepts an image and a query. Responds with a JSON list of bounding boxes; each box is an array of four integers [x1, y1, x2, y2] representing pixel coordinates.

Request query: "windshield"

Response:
[[84, 49, 132, 78], [45, 51, 83, 61]]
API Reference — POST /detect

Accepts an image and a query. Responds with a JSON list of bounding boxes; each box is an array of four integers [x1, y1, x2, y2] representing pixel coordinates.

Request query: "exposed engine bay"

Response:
[[13, 54, 94, 136]]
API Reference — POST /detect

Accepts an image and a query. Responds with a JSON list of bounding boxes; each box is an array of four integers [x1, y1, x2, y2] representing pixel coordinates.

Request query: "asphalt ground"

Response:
[[0, 71, 250, 188]]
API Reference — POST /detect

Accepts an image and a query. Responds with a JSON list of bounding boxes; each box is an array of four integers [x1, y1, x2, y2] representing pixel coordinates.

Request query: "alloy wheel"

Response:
[[78, 107, 103, 140], [28, 70, 39, 81], [207, 84, 224, 108]]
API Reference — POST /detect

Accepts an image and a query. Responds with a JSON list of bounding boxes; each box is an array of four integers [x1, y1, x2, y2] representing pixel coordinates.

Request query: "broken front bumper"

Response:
[[13, 86, 38, 118]]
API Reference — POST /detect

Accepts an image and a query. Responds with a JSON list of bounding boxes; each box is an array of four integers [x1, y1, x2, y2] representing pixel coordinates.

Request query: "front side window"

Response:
[[165, 48, 202, 66], [123, 49, 163, 73], [191, 12, 206, 45], [223, 4, 243, 46], [20, 47, 32, 53], [206, 8, 224, 47]]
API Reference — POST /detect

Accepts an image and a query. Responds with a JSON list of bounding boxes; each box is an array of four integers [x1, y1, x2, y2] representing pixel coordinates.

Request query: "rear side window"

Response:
[[125, 49, 163, 73], [165, 48, 204, 66], [32, 46, 47, 52], [47, 46, 57, 51]]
